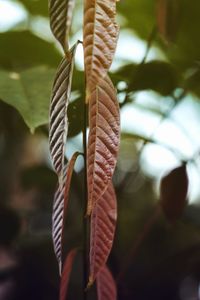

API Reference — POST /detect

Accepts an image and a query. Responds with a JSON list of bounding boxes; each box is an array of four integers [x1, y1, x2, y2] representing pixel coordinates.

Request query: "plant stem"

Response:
[[141, 25, 157, 65], [82, 99, 88, 300]]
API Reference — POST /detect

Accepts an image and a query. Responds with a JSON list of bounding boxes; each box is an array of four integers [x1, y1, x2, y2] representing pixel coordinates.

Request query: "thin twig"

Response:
[[141, 26, 157, 65]]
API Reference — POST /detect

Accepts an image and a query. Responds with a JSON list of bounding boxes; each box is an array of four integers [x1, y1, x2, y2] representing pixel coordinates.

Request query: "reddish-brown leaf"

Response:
[[83, 0, 119, 100], [87, 75, 120, 215], [49, 43, 78, 184], [97, 265, 117, 300], [89, 182, 117, 285], [49, 0, 75, 52], [52, 152, 81, 273], [160, 164, 188, 223], [156, 0, 180, 43], [60, 248, 77, 300]]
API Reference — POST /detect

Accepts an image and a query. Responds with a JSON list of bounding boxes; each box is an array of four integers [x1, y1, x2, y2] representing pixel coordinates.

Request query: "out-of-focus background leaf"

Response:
[[1, 1, 200, 299]]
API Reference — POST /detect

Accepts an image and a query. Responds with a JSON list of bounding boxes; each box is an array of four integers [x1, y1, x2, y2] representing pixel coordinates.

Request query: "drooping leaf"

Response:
[[96, 265, 117, 300], [60, 248, 77, 300], [156, 0, 180, 43], [83, 0, 119, 100], [0, 31, 61, 70], [89, 182, 117, 286], [160, 164, 188, 223], [49, 0, 75, 52], [0, 67, 55, 132], [49, 42, 78, 181], [52, 152, 81, 273], [87, 75, 120, 215]]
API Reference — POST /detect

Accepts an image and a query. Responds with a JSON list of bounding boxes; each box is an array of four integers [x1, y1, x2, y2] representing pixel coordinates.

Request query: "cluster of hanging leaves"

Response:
[[48, 0, 120, 299]]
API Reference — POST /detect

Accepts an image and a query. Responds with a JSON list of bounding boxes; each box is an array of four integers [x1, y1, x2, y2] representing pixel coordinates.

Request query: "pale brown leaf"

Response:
[[83, 0, 119, 100], [160, 164, 188, 223], [49, 43, 78, 183], [87, 75, 120, 215], [49, 0, 75, 52], [97, 265, 117, 300], [60, 248, 77, 300], [52, 152, 81, 273], [89, 182, 117, 285], [156, 0, 180, 43]]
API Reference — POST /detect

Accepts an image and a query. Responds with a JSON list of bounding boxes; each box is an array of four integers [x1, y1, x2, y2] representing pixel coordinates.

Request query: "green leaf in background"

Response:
[[164, 0, 200, 71], [118, 0, 200, 74], [129, 61, 180, 96], [114, 61, 181, 97], [18, 0, 48, 17], [0, 31, 61, 70], [118, 0, 155, 40], [0, 66, 55, 132]]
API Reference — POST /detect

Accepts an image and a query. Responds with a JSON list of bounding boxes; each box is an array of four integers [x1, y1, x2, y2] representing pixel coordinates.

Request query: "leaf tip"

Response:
[[85, 88, 91, 104], [86, 204, 92, 217], [86, 276, 94, 290], [30, 127, 35, 134], [59, 261, 62, 277]]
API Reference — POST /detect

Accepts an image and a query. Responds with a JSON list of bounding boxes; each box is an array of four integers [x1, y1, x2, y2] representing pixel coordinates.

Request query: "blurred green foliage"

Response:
[[0, 0, 200, 131]]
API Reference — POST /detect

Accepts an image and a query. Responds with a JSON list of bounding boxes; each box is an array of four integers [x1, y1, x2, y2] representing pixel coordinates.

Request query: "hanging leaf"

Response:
[[49, 0, 76, 52], [88, 182, 117, 286], [52, 152, 81, 273], [83, 0, 119, 100], [0, 67, 55, 132], [60, 248, 77, 300], [96, 265, 117, 300], [156, 0, 180, 43], [87, 75, 120, 215], [49, 42, 78, 182], [160, 164, 188, 223]]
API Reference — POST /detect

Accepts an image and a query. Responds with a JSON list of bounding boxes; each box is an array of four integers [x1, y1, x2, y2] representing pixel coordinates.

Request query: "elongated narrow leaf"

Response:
[[52, 152, 80, 273], [87, 75, 120, 215], [97, 265, 117, 300], [49, 43, 77, 182], [83, 0, 119, 99], [49, 0, 75, 52], [156, 0, 180, 43], [89, 182, 117, 286], [60, 248, 77, 300], [160, 164, 188, 223]]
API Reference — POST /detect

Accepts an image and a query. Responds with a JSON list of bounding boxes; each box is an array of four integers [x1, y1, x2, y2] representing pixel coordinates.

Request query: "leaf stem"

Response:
[[82, 93, 88, 300]]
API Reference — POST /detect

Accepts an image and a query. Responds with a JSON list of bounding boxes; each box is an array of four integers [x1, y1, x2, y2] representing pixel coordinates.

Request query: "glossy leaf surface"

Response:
[[87, 75, 120, 215], [60, 248, 77, 300], [49, 0, 75, 52], [52, 152, 80, 273], [97, 265, 117, 300], [49, 43, 77, 181], [83, 0, 119, 99], [89, 182, 117, 284]]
